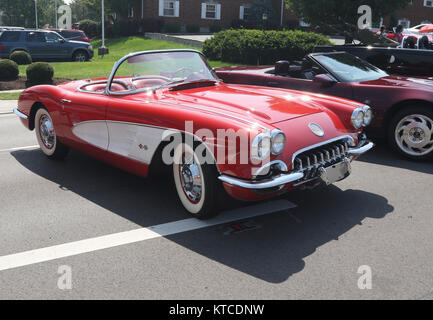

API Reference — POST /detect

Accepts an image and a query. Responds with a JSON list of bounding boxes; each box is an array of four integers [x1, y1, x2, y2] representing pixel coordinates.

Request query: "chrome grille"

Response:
[[293, 139, 350, 183]]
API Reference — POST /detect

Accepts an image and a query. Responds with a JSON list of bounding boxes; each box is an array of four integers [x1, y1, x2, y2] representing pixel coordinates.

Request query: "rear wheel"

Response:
[[388, 105, 433, 160], [72, 50, 88, 62], [173, 142, 220, 219], [35, 108, 69, 160]]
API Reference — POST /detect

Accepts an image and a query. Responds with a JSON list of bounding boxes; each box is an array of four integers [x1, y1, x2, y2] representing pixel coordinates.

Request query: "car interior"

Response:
[[268, 59, 327, 80]]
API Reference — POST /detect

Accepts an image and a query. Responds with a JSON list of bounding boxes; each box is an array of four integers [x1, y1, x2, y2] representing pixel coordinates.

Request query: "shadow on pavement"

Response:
[[357, 142, 433, 175], [11, 148, 394, 283]]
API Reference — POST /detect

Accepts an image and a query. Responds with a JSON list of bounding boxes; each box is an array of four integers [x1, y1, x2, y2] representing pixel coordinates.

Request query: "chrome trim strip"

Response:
[[348, 141, 374, 155], [13, 108, 28, 120], [291, 135, 353, 165], [219, 172, 304, 190]]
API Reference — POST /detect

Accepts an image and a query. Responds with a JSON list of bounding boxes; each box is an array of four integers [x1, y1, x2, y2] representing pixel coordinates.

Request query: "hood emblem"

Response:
[[309, 123, 324, 137]]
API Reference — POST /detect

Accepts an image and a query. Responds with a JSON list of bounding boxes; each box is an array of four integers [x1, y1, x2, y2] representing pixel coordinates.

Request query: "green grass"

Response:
[[18, 37, 230, 80], [0, 92, 20, 100]]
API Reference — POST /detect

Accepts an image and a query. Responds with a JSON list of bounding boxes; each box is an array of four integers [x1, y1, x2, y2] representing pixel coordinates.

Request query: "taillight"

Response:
[[84, 37, 90, 43], [0, 43, 3, 50]]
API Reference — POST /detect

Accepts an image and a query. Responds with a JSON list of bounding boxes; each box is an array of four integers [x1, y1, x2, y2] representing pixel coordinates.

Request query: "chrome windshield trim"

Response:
[[13, 108, 28, 120], [219, 172, 304, 190], [291, 135, 353, 165]]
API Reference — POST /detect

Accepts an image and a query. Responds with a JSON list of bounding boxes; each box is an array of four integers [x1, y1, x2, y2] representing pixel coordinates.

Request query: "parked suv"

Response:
[[48, 29, 90, 43], [0, 30, 94, 61]]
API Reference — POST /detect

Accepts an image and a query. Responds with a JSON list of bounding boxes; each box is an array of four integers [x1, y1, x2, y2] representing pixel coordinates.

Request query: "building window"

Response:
[[240, 5, 251, 20], [424, 0, 433, 7], [159, 0, 180, 17], [398, 18, 411, 28], [128, 7, 134, 18], [201, 2, 221, 20]]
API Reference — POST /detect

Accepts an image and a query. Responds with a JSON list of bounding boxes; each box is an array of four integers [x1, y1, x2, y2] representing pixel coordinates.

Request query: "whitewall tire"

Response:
[[35, 108, 69, 160]]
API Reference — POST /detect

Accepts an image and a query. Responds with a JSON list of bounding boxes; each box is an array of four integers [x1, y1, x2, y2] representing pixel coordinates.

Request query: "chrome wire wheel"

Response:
[[394, 114, 433, 157], [39, 114, 55, 150], [179, 152, 203, 204]]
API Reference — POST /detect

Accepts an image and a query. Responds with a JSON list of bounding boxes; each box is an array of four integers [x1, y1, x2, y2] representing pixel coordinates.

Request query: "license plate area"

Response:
[[319, 160, 351, 185]]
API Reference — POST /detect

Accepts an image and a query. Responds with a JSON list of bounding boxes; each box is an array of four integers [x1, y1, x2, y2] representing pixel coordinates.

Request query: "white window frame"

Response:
[[201, 2, 221, 20], [424, 0, 433, 8], [159, 0, 180, 17], [398, 18, 411, 28], [128, 7, 134, 18], [239, 5, 251, 20]]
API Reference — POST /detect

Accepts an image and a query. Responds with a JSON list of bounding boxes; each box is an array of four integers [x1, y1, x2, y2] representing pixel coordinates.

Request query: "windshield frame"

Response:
[[308, 52, 389, 83], [106, 49, 219, 96]]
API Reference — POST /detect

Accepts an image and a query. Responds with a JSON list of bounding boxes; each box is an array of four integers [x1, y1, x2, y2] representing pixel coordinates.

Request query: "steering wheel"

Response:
[[130, 75, 171, 90], [171, 67, 194, 79]]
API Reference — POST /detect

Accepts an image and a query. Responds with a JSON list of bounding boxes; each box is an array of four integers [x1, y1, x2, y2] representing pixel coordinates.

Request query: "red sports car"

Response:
[[14, 50, 373, 218], [216, 52, 433, 160]]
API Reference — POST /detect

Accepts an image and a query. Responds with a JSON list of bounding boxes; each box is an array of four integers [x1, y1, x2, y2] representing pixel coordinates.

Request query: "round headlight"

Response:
[[271, 130, 286, 155], [362, 106, 373, 126], [351, 108, 365, 130], [251, 133, 271, 160]]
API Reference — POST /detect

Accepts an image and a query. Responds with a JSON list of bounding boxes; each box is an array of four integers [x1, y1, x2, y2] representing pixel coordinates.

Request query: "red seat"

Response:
[[134, 79, 168, 89]]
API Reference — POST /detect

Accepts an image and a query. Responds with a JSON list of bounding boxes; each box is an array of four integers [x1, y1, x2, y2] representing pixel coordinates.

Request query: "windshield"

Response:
[[312, 53, 388, 82], [109, 51, 218, 93]]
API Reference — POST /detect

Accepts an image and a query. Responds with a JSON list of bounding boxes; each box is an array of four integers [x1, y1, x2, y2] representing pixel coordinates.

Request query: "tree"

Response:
[[285, 0, 411, 27]]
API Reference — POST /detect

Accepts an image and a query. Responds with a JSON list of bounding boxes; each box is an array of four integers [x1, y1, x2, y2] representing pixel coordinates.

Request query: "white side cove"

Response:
[[72, 121, 109, 150], [72, 120, 166, 164], [107, 122, 166, 164]]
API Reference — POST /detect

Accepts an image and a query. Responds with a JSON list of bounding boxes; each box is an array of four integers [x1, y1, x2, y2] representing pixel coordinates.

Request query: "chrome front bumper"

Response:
[[218, 141, 374, 190], [14, 108, 28, 120]]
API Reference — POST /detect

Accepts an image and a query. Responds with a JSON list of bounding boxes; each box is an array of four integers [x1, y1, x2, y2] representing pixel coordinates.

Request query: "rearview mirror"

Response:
[[313, 74, 336, 87]]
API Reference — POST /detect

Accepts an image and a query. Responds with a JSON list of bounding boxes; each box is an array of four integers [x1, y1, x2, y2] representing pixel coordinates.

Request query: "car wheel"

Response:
[[35, 108, 69, 160], [72, 50, 88, 62], [173, 142, 219, 219], [388, 105, 433, 160]]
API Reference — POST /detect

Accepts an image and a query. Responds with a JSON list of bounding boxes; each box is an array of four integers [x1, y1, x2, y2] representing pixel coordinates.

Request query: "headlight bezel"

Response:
[[251, 132, 271, 160], [361, 105, 373, 126], [351, 108, 365, 130], [270, 129, 286, 155]]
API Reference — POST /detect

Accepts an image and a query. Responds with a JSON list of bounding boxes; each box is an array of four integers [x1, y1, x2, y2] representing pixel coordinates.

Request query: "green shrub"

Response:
[[0, 59, 19, 81], [203, 29, 332, 65], [186, 24, 200, 33], [111, 20, 128, 37], [209, 24, 222, 33], [10, 51, 32, 65], [26, 62, 54, 84], [165, 22, 181, 33], [79, 19, 99, 38]]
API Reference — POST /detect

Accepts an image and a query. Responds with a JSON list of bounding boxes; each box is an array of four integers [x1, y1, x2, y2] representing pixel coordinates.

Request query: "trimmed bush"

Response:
[[141, 18, 165, 33], [0, 59, 19, 81], [186, 24, 200, 33], [165, 22, 181, 33], [203, 29, 332, 65], [26, 62, 54, 84], [79, 19, 99, 38], [10, 51, 32, 65], [209, 24, 223, 33]]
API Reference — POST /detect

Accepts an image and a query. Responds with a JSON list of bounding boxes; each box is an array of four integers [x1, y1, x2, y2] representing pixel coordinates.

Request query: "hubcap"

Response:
[[39, 114, 55, 149], [395, 114, 433, 156], [75, 53, 86, 62], [179, 152, 203, 204]]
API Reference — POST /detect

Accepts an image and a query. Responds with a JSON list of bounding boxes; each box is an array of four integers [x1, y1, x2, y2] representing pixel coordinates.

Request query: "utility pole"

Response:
[[55, 0, 58, 29], [35, 0, 38, 29], [98, 0, 109, 56], [280, 0, 284, 27]]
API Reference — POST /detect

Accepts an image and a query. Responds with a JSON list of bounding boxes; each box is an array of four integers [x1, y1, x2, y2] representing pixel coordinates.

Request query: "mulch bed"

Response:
[[0, 77, 72, 91]]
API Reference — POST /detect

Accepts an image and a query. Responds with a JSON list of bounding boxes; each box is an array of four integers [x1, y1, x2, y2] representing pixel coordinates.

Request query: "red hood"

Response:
[[360, 75, 433, 92], [159, 83, 330, 124]]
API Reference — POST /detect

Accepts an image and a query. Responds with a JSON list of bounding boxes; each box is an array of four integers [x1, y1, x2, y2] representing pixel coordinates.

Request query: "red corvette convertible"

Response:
[[14, 50, 373, 218], [216, 52, 433, 160]]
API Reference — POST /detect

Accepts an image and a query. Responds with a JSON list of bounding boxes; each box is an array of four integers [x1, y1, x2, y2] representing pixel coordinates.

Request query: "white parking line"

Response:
[[0, 200, 296, 272], [0, 145, 39, 153]]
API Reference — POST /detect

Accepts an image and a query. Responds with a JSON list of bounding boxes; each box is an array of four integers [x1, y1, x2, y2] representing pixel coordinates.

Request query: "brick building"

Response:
[[384, 0, 433, 28], [130, 0, 299, 32]]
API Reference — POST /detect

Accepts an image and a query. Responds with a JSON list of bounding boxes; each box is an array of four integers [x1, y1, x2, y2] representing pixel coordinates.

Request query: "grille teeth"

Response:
[[294, 140, 349, 183]]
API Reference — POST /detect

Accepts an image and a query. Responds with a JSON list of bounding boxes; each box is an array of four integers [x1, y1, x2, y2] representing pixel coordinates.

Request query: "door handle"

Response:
[[61, 99, 72, 103]]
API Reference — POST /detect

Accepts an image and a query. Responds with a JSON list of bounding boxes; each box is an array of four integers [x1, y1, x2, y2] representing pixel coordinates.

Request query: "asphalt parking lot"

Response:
[[0, 113, 432, 300]]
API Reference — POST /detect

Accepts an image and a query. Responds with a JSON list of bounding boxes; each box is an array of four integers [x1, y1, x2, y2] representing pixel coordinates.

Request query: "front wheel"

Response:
[[388, 106, 433, 160], [72, 50, 88, 62], [35, 108, 70, 160], [173, 143, 220, 219]]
